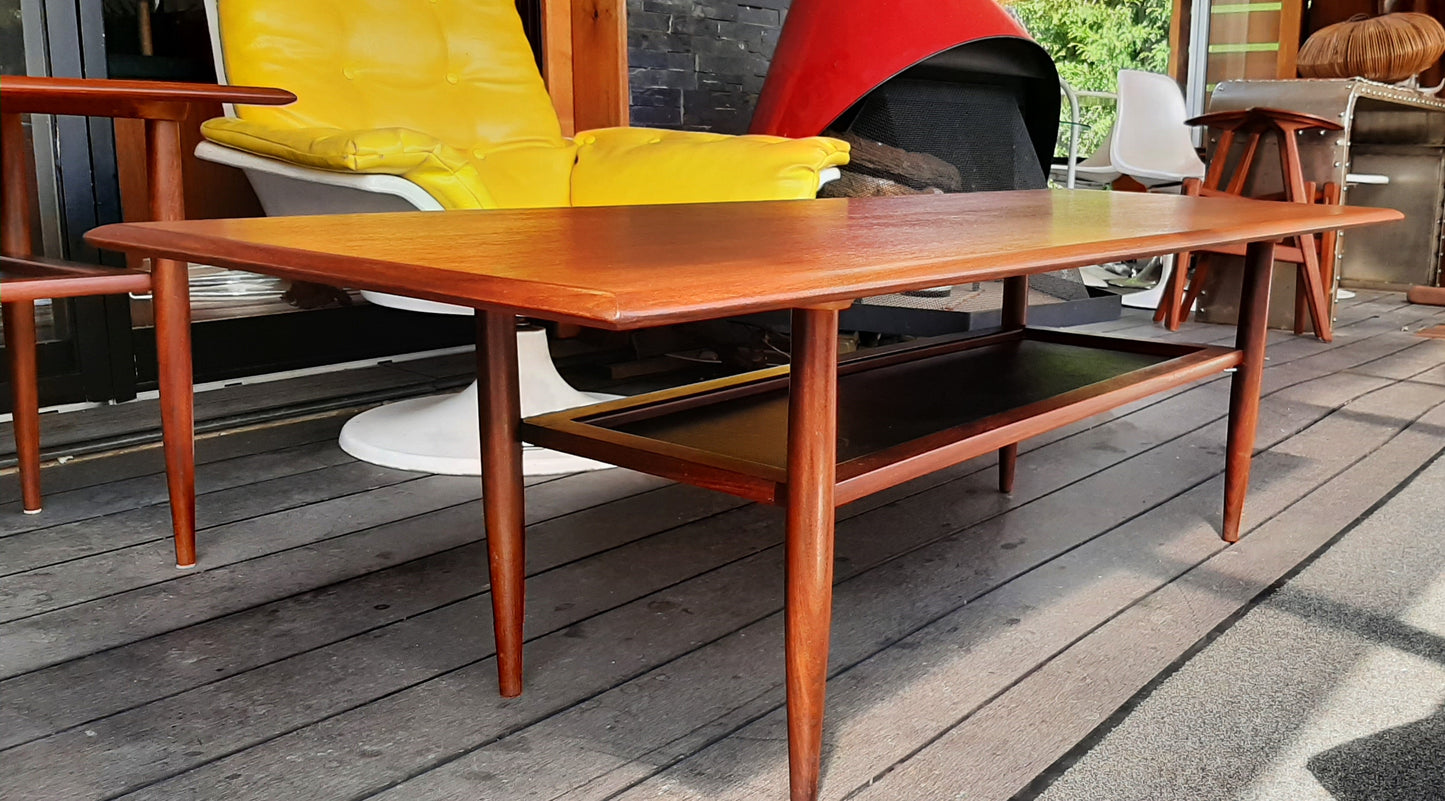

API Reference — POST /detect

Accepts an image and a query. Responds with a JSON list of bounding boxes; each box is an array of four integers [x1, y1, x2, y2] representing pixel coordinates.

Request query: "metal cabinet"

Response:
[[1198, 79, 1445, 328]]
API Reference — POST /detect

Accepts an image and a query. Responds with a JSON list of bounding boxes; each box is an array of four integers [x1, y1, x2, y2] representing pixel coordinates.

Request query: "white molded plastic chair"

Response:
[[1110, 70, 1206, 186], [1053, 127, 1122, 188], [1097, 71, 1205, 310]]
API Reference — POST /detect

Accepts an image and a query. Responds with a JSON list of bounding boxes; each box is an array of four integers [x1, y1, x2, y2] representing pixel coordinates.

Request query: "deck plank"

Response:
[[0, 411, 351, 505], [0, 481, 739, 752], [1345, 338, 1445, 380], [92, 369, 1399, 801], [0, 460, 428, 619], [846, 394, 1445, 801], [372, 372, 1429, 801], [0, 436, 360, 536], [0, 469, 669, 679], [2, 295, 1443, 801], [0, 488, 764, 800]]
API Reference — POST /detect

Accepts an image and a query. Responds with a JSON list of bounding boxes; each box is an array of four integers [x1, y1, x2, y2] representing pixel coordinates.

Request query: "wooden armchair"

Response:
[[1, 76, 293, 567]]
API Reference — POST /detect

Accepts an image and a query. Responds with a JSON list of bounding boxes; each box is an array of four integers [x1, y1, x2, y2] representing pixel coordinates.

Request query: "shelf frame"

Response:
[[522, 327, 1243, 506]]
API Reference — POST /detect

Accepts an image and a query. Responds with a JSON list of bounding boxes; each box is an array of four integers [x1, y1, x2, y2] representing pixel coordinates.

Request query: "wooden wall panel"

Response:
[[1169, 0, 1191, 82], [1277, 0, 1303, 77], [570, 0, 629, 130], [542, 0, 577, 136], [1206, 51, 1287, 84], [1208, 11, 1282, 43]]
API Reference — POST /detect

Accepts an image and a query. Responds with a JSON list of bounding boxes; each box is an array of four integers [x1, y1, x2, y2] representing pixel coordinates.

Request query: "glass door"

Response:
[[7, 0, 475, 403], [1, 0, 137, 412], [97, 0, 475, 386], [1175, 0, 1305, 115]]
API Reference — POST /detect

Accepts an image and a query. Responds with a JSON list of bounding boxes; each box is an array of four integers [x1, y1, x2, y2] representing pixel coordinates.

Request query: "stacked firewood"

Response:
[[818, 131, 963, 197]]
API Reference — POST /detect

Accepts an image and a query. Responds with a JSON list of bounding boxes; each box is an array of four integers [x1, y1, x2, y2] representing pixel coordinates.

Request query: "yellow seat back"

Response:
[[209, 0, 846, 209], [217, 0, 564, 149]]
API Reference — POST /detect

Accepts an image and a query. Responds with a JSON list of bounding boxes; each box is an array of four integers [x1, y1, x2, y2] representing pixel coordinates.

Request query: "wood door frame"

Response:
[[1168, 0, 1191, 83], [542, 0, 629, 135]]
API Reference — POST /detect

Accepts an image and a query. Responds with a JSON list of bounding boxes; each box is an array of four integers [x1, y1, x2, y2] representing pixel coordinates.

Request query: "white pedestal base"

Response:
[[340, 329, 617, 476], [1121, 255, 1176, 311]]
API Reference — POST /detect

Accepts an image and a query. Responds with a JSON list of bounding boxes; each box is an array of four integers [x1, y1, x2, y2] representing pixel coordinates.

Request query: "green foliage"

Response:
[[1008, 0, 1172, 159]]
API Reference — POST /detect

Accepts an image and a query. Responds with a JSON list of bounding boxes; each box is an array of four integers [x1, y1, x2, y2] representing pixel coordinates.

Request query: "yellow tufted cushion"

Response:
[[217, 0, 565, 154], [571, 128, 851, 207], [203, 117, 578, 210], [207, 0, 849, 210]]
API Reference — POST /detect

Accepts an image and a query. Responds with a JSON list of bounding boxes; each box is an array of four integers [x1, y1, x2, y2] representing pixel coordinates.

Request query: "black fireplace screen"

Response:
[[844, 79, 1047, 193], [841, 77, 1085, 304]]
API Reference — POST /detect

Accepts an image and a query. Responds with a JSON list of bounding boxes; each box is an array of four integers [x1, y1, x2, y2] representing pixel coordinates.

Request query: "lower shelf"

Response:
[[522, 328, 1242, 506]]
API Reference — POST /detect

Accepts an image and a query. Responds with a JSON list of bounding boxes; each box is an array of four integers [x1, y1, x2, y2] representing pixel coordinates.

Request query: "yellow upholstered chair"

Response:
[[195, 0, 849, 475]]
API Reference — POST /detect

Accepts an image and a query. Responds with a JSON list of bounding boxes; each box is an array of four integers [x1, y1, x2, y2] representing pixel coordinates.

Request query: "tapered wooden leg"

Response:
[[1293, 234, 1332, 342], [1320, 182, 1343, 295], [146, 119, 196, 568], [1158, 178, 1203, 327], [1176, 253, 1210, 331], [478, 310, 526, 697], [997, 276, 1026, 492], [3, 302, 42, 513], [1223, 240, 1275, 543], [1293, 181, 1318, 337], [3, 112, 41, 513], [1156, 249, 1191, 326], [152, 259, 195, 566], [786, 306, 840, 801], [998, 443, 1018, 494]]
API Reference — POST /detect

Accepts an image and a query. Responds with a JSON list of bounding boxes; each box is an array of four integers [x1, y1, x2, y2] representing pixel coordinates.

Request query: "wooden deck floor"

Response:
[[3, 292, 1444, 801]]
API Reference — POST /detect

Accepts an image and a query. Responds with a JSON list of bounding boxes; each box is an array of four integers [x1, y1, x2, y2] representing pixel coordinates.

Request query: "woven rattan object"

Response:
[[1298, 12, 1445, 82]]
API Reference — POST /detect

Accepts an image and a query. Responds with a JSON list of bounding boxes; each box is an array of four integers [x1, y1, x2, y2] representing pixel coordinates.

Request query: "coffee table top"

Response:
[[86, 190, 1400, 329]]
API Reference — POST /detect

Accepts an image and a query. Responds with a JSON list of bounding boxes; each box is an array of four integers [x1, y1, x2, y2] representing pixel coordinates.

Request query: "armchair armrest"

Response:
[[571, 127, 850, 207], [200, 117, 497, 209], [0, 76, 293, 120]]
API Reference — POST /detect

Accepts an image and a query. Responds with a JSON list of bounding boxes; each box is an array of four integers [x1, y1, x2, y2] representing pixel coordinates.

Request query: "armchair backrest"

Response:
[[207, 0, 565, 150]]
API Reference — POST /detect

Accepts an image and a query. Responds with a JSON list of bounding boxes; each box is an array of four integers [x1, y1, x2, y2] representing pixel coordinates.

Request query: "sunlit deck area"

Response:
[[3, 292, 1444, 801]]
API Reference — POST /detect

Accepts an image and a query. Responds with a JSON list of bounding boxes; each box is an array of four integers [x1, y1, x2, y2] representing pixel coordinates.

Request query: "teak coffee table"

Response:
[[87, 191, 1399, 801]]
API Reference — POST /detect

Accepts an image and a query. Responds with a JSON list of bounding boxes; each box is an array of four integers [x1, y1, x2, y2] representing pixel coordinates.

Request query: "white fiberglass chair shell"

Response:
[[1109, 69, 1206, 187], [1051, 127, 1121, 188], [1107, 70, 1205, 310], [193, 0, 847, 476]]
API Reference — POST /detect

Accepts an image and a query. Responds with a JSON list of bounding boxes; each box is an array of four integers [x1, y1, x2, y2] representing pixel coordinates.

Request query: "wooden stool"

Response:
[[1155, 107, 1343, 342], [1, 77, 292, 566]]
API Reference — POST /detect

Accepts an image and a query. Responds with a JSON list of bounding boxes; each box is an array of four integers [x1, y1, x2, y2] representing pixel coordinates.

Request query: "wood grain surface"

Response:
[[85, 191, 1403, 330], [0, 76, 294, 120]]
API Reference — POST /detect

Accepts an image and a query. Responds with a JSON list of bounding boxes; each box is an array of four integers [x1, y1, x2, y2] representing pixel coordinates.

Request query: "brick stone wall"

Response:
[[627, 0, 791, 134]]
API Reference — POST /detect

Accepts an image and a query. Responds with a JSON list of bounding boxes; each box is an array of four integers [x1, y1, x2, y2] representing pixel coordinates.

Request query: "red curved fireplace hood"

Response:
[[750, 0, 1058, 158]]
